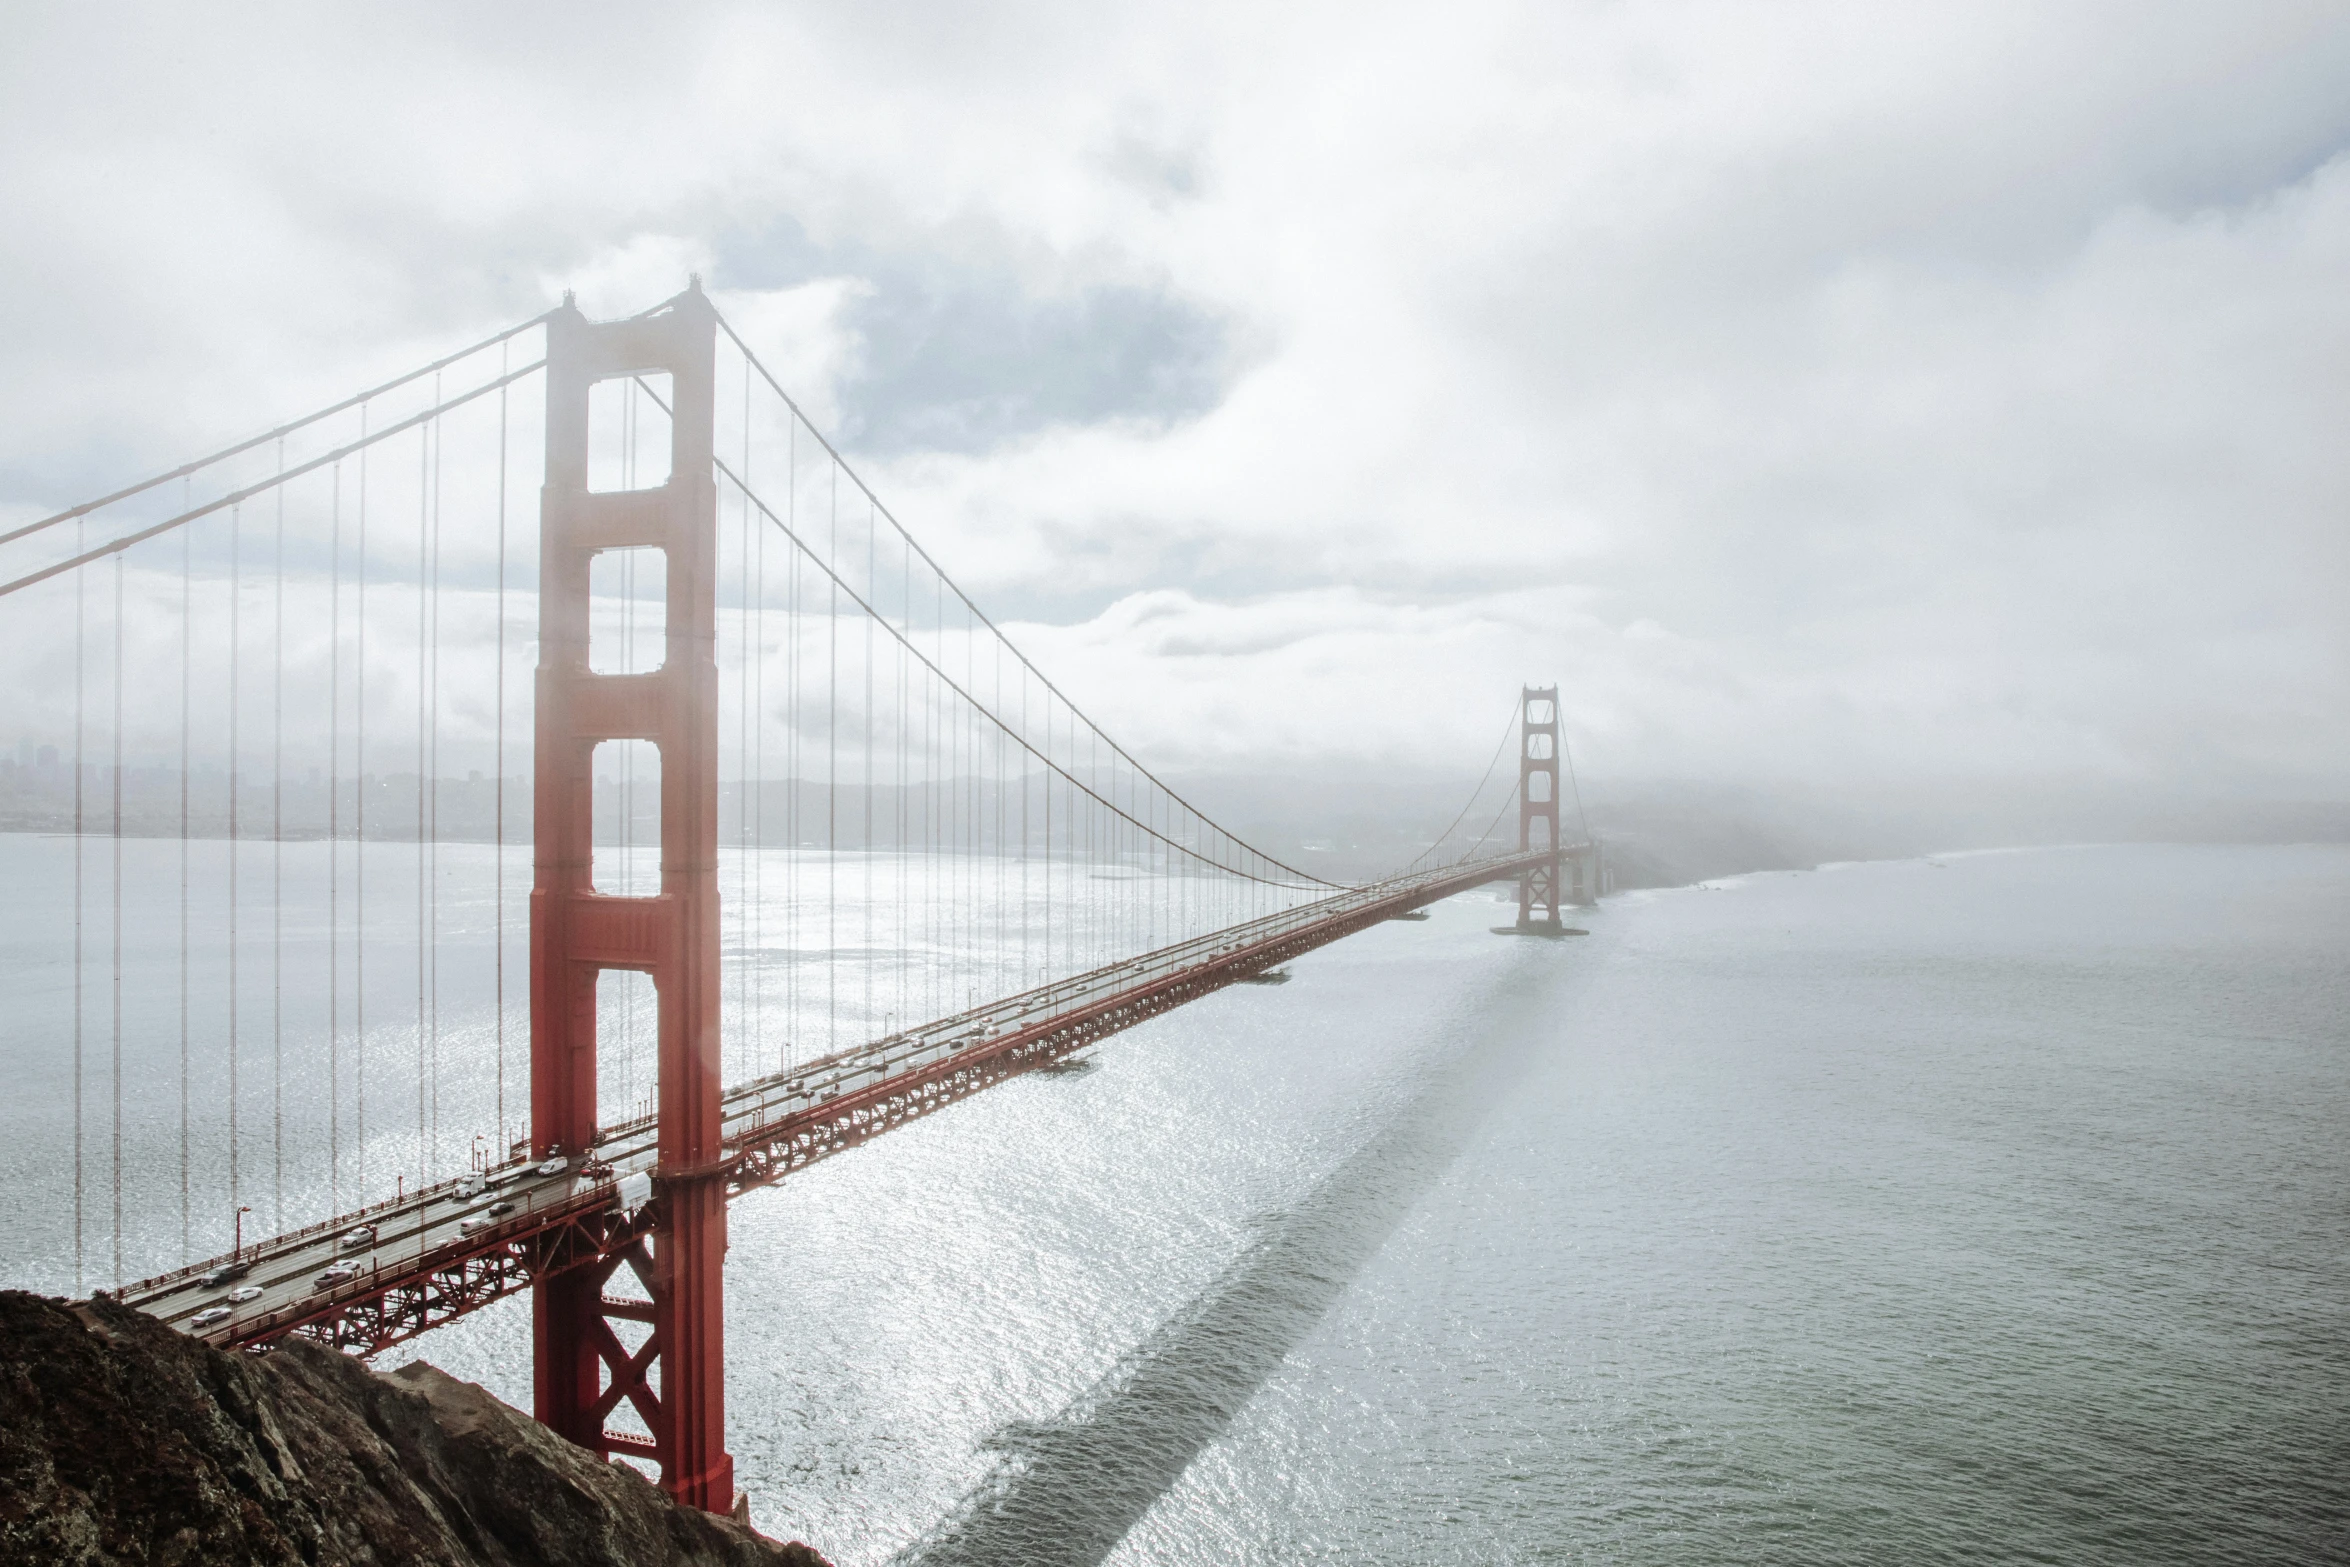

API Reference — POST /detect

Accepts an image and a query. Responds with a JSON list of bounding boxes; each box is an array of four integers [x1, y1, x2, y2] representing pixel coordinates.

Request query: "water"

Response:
[[0, 831, 1294, 1285], [8, 842, 2347, 1561]]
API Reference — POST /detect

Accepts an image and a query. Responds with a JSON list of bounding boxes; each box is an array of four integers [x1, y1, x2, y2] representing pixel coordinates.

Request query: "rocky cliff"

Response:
[[0, 1291, 831, 1567]]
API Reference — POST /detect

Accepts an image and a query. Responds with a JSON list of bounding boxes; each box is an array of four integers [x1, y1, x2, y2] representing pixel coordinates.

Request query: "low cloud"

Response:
[[2, 1, 2344, 841]]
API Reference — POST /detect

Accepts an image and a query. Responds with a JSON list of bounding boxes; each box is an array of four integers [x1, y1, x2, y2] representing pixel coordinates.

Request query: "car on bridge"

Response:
[[314, 1263, 359, 1288], [190, 1306, 232, 1329], [198, 1261, 249, 1289], [339, 1225, 375, 1251]]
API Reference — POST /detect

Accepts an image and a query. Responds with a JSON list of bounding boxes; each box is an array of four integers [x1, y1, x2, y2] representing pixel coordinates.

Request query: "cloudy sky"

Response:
[[3, 2, 2345, 833]]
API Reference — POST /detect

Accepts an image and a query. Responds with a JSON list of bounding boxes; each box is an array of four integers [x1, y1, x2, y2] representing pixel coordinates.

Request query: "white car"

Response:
[[314, 1263, 358, 1288], [228, 1286, 262, 1304], [459, 1215, 494, 1235], [190, 1306, 232, 1329], [339, 1225, 375, 1252], [536, 1156, 569, 1177]]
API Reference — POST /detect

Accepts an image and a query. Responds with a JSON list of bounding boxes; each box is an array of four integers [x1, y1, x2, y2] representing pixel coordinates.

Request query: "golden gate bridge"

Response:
[[0, 281, 1600, 1514]]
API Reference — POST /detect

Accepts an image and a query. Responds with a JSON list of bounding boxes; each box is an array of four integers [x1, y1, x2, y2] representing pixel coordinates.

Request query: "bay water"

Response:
[[6, 841, 2345, 1562]]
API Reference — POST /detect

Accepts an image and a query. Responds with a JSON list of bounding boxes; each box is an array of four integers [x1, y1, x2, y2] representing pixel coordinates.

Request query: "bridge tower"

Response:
[[531, 285, 733, 1511], [1517, 685, 1563, 931]]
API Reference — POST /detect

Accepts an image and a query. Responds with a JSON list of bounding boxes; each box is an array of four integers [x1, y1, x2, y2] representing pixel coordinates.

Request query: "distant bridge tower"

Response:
[[531, 284, 733, 1512], [1516, 685, 1563, 931]]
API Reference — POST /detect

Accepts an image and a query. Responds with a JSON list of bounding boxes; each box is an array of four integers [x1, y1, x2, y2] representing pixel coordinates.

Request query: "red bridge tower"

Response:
[[1517, 685, 1564, 931], [531, 285, 733, 1512]]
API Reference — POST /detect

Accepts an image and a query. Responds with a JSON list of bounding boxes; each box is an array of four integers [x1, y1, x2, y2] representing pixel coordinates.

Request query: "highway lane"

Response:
[[126, 852, 1557, 1344]]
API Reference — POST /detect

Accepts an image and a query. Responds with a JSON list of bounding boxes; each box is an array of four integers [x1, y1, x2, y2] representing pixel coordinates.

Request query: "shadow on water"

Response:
[[892, 959, 1556, 1567]]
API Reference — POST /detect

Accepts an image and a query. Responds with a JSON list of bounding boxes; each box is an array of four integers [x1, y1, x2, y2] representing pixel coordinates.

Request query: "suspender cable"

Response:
[[73, 517, 84, 1293], [110, 551, 123, 1289], [1406, 701, 1518, 874], [693, 446, 1324, 891], [354, 411, 369, 1205], [864, 498, 874, 1039], [272, 442, 285, 1230], [227, 503, 241, 1241], [898, 526, 909, 1033], [329, 461, 342, 1210], [786, 420, 798, 1068], [179, 512, 192, 1263], [494, 346, 508, 1148], [427, 393, 443, 1174], [827, 462, 838, 1055], [748, 355, 765, 1072], [712, 308, 1337, 891], [415, 420, 429, 1188]]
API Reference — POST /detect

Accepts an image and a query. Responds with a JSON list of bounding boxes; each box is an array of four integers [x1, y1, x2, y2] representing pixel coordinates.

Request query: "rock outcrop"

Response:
[[0, 1291, 830, 1567]]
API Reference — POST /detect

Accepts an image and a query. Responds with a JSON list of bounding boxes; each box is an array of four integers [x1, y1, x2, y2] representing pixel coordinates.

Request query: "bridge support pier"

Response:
[[531, 284, 733, 1513], [1564, 841, 1602, 907]]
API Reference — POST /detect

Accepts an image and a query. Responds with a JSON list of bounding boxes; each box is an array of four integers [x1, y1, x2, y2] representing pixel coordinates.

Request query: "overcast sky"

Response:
[[3, 2, 2345, 824]]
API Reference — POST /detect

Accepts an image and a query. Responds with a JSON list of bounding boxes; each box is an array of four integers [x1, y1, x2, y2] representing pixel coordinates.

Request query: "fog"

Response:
[[3, 2, 2344, 878]]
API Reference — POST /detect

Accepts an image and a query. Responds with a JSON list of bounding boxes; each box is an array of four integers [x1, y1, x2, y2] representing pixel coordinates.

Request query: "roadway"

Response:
[[122, 848, 1568, 1349]]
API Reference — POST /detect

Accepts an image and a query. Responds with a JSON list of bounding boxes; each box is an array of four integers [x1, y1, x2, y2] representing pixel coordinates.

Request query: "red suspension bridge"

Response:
[[0, 282, 1601, 1514]]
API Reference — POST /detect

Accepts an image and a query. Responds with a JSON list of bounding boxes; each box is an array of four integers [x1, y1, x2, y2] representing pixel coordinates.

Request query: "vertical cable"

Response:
[[736, 374, 752, 1082], [1021, 667, 1030, 988], [355, 409, 369, 1204], [328, 461, 342, 1210], [272, 440, 285, 1229], [427, 391, 442, 1175], [897, 525, 908, 1034], [494, 345, 509, 1147], [864, 497, 874, 1041], [110, 552, 123, 1289], [748, 355, 764, 1069], [179, 510, 191, 1261], [415, 421, 428, 1188], [827, 462, 837, 1054], [786, 417, 799, 1068], [228, 502, 242, 1238], [73, 517, 85, 1293], [930, 573, 939, 1019]]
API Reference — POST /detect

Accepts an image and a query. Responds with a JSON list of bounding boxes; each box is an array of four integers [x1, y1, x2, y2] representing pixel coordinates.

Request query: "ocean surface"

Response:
[[7, 841, 2348, 1562]]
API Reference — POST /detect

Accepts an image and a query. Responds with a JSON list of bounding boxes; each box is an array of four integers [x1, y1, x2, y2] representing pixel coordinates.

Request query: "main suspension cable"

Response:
[[1404, 699, 1522, 875], [0, 360, 546, 602], [625, 369, 1322, 893], [707, 314, 1338, 889], [3, 312, 554, 549]]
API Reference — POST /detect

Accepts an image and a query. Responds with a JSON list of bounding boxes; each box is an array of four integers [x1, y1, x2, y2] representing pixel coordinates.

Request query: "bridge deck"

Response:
[[120, 849, 1566, 1355]]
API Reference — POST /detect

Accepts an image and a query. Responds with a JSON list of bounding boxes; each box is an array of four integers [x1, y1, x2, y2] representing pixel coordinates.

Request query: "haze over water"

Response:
[[339, 842, 2343, 1564]]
